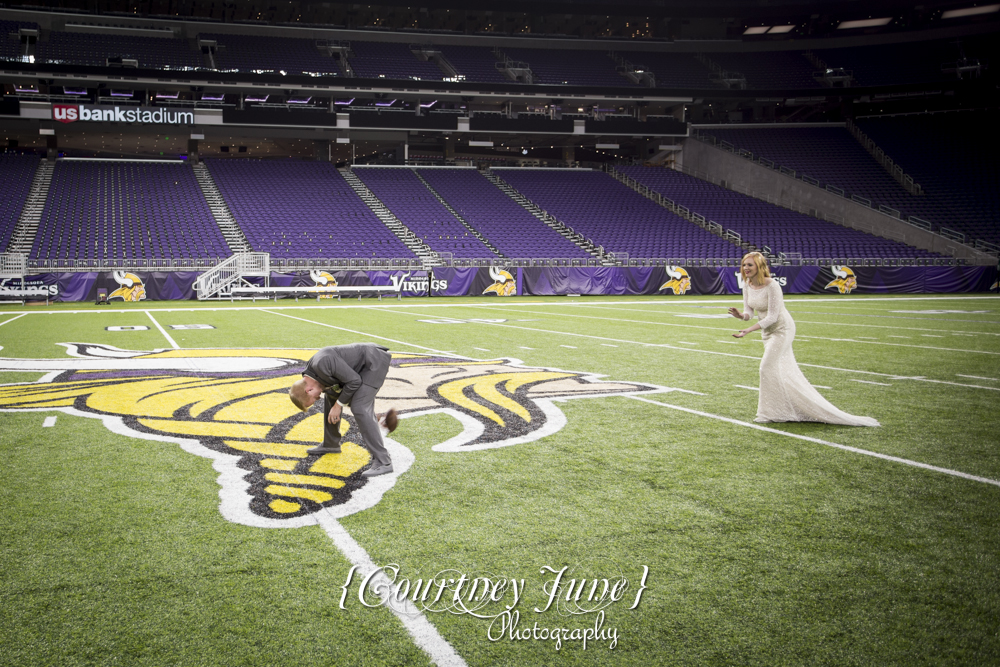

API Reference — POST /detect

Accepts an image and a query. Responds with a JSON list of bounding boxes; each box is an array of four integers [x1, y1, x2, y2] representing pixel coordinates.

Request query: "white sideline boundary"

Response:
[[316, 512, 467, 667], [145, 310, 179, 349], [464, 304, 1000, 356], [628, 395, 1000, 489]]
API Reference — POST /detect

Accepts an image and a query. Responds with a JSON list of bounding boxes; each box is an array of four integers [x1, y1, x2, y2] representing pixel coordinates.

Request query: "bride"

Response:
[[727, 252, 879, 426]]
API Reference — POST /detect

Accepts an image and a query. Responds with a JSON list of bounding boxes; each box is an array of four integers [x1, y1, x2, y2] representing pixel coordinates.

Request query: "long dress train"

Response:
[[743, 280, 879, 426]]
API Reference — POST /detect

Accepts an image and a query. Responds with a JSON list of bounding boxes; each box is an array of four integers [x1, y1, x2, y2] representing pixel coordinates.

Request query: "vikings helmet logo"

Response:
[[0, 344, 671, 528], [825, 266, 857, 294], [659, 266, 692, 295], [310, 270, 338, 299], [109, 271, 146, 302], [483, 266, 516, 296]]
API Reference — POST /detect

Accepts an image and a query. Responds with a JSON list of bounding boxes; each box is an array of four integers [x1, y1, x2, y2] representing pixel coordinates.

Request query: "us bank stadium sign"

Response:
[[53, 104, 194, 125]]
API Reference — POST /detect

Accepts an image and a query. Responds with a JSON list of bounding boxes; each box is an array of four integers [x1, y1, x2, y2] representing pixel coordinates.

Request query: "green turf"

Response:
[[2, 294, 999, 666]]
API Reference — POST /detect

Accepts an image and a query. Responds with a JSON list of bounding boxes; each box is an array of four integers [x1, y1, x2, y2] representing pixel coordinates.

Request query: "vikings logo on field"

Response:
[[310, 269, 338, 299], [825, 265, 857, 294], [0, 344, 667, 528], [483, 266, 516, 296], [659, 266, 692, 295], [109, 271, 146, 302]]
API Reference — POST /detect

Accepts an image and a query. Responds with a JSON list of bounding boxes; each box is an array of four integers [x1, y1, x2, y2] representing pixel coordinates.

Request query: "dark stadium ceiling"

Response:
[[13, 0, 1000, 34]]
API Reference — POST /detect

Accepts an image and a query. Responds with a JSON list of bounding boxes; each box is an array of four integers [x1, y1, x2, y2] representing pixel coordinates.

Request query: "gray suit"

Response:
[[303, 343, 392, 466]]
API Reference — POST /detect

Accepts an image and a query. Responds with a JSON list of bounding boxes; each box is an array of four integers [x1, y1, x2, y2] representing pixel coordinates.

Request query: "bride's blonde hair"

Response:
[[741, 251, 771, 286]]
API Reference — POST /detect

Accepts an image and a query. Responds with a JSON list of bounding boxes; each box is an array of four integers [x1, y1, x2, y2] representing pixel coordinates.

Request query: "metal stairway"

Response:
[[340, 168, 440, 265], [482, 170, 604, 261], [192, 162, 252, 253], [7, 159, 54, 254], [193, 252, 270, 300], [412, 169, 505, 259]]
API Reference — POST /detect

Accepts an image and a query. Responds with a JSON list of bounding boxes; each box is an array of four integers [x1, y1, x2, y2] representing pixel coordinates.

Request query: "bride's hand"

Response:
[[733, 330, 747, 338], [727, 307, 742, 319]]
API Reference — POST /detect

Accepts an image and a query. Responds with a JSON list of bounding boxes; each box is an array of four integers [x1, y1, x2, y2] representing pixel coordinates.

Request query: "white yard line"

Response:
[[42, 416, 56, 427], [850, 379, 893, 386], [464, 304, 1000, 355], [316, 512, 467, 667], [600, 344, 618, 348], [473, 347, 490, 352], [628, 395, 1000, 489], [145, 310, 180, 349], [0, 313, 27, 328], [735, 385, 759, 391], [380, 307, 1000, 392], [957, 374, 999, 382], [559, 345, 577, 349], [262, 310, 459, 357]]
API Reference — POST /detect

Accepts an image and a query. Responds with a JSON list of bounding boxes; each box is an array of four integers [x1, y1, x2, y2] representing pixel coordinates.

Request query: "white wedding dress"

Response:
[[743, 280, 879, 426]]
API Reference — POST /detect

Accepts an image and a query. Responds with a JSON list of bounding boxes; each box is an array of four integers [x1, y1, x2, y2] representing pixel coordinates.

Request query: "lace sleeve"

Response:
[[757, 281, 783, 330], [742, 287, 752, 320]]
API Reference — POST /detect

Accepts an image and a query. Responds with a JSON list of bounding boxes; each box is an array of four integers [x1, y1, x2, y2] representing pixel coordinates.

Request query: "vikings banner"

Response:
[[8, 265, 997, 301]]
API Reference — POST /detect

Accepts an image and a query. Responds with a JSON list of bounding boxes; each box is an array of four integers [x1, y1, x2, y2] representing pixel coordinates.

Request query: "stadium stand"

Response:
[[347, 41, 445, 80], [203, 33, 341, 75], [704, 50, 820, 89], [495, 169, 741, 259], [31, 160, 228, 262], [36, 31, 202, 69], [613, 51, 719, 88], [498, 47, 635, 86], [435, 45, 508, 83], [416, 168, 592, 259], [618, 166, 942, 258], [813, 37, 994, 87], [352, 167, 496, 258], [0, 20, 37, 62], [699, 124, 997, 245], [0, 153, 39, 253], [855, 112, 999, 244], [206, 159, 416, 260]]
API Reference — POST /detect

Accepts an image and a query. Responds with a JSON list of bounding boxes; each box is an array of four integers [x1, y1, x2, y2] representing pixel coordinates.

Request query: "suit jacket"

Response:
[[303, 343, 391, 406]]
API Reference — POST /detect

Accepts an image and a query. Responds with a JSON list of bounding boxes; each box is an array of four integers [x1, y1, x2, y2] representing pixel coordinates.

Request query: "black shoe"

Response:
[[307, 445, 341, 455]]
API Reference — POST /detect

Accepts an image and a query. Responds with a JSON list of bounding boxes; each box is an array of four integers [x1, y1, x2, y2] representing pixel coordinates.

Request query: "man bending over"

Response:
[[289, 342, 396, 478]]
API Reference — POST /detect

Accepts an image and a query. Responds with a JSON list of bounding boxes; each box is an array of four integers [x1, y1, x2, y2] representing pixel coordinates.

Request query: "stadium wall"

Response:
[[5, 266, 996, 302]]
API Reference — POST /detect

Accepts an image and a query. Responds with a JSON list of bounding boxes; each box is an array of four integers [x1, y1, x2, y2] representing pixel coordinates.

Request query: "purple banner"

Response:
[[14, 265, 996, 301]]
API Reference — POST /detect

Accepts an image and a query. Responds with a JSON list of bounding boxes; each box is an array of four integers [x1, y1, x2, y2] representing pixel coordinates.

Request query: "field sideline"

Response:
[[1, 293, 999, 667]]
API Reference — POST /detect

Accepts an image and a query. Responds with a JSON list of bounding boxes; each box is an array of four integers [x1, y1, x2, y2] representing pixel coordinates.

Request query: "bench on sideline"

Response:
[[0, 288, 52, 305], [228, 285, 401, 302]]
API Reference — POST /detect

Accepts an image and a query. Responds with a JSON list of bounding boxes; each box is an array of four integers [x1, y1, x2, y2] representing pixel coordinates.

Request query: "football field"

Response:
[[1, 294, 999, 667]]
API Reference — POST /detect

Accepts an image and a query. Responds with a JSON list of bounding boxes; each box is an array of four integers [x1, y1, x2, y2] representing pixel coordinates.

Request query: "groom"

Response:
[[289, 342, 395, 478]]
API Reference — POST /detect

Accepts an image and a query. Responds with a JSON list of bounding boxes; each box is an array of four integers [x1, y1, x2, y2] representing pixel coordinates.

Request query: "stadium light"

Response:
[[375, 99, 397, 107], [63, 87, 88, 95], [837, 17, 893, 29], [469, 140, 493, 147], [109, 90, 134, 97], [287, 96, 312, 104], [768, 25, 796, 33], [155, 91, 180, 99], [14, 84, 39, 93], [200, 93, 225, 101], [334, 98, 355, 105], [245, 94, 269, 102], [941, 4, 999, 17], [743, 26, 770, 34]]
